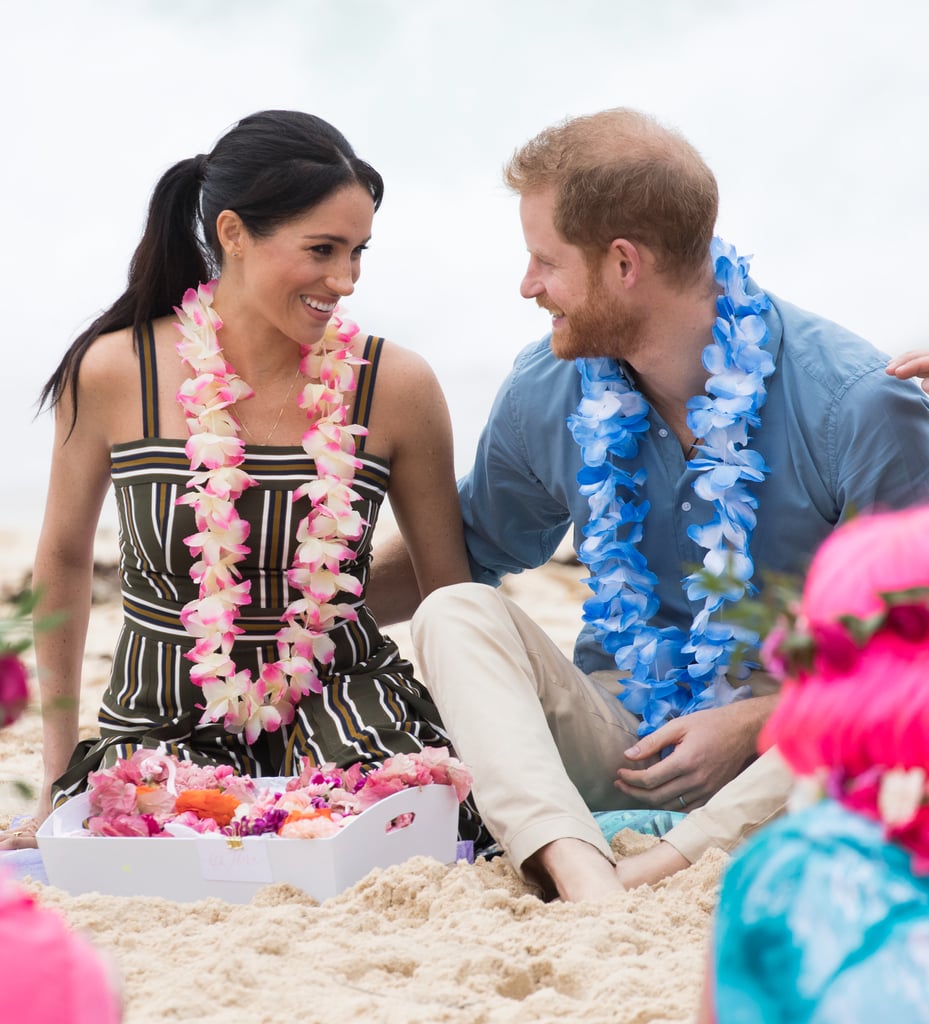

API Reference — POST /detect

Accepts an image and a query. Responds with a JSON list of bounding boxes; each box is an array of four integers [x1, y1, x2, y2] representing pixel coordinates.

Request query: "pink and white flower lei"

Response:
[[173, 281, 368, 744]]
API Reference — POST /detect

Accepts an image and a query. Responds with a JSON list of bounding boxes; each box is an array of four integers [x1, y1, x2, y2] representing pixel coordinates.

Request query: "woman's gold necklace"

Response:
[[237, 362, 302, 445]]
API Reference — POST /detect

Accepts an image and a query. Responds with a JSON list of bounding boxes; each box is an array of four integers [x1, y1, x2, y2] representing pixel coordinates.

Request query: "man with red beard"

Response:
[[369, 108, 929, 902]]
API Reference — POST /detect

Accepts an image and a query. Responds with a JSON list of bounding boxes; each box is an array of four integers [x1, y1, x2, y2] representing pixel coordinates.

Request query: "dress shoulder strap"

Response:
[[351, 335, 384, 451], [136, 321, 160, 438]]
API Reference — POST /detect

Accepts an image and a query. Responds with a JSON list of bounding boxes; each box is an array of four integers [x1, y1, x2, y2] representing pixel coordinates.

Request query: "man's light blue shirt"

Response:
[[459, 292, 929, 674]]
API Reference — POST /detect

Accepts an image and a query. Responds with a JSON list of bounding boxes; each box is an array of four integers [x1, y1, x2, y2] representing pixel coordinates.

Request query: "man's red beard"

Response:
[[539, 276, 646, 363]]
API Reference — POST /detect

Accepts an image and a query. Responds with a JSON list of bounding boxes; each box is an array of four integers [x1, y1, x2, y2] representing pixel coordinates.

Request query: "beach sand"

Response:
[[0, 528, 722, 1023]]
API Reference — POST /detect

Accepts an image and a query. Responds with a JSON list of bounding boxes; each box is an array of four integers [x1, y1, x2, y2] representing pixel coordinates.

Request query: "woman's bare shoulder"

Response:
[[362, 335, 439, 390], [77, 325, 138, 392], [359, 335, 452, 460], [80, 316, 178, 389]]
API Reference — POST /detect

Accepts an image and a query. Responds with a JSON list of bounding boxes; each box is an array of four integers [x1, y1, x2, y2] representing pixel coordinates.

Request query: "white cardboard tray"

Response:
[[37, 780, 459, 904]]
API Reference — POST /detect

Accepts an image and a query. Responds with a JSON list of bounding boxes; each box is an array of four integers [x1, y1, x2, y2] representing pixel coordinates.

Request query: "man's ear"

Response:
[[607, 238, 642, 290]]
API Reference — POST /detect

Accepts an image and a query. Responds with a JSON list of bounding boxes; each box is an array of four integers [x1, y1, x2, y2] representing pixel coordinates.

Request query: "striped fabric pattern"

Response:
[[55, 330, 486, 844]]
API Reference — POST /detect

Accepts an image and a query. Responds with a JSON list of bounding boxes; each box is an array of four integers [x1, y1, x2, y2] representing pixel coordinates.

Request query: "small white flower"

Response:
[[788, 773, 826, 813], [878, 767, 926, 827]]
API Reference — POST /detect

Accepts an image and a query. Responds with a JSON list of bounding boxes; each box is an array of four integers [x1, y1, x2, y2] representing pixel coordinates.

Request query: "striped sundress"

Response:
[[55, 325, 485, 842]]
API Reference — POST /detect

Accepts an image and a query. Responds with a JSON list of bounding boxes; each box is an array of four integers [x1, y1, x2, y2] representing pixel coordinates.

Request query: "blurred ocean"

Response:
[[4, 0, 928, 531]]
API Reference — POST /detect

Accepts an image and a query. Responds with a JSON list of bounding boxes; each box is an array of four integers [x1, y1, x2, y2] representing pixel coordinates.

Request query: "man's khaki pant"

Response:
[[411, 582, 792, 872]]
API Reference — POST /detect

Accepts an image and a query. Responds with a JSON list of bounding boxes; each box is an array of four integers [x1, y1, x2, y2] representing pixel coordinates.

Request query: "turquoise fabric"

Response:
[[714, 801, 929, 1023], [593, 808, 685, 843], [454, 809, 685, 863]]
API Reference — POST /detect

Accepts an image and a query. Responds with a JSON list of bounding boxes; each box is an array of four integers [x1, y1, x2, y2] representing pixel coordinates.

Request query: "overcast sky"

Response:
[[3, 0, 927, 529]]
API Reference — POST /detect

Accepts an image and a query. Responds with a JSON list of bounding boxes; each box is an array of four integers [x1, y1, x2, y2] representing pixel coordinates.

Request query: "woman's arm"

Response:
[[365, 343, 471, 621], [366, 530, 423, 626], [31, 339, 119, 822]]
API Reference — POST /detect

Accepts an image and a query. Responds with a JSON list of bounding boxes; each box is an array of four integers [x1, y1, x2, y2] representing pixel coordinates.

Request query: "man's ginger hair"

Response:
[[504, 108, 718, 281]]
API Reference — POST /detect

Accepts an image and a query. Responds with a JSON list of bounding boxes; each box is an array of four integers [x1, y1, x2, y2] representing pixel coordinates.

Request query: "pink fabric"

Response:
[[762, 506, 929, 775], [0, 869, 120, 1023], [760, 505, 929, 871]]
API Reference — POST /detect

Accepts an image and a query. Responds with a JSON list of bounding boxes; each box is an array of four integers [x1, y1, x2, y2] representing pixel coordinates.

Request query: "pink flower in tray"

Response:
[[101, 751, 146, 785], [287, 762, 345, 791], [339, 762, 366, 794], [282, 787, 326, 810], [134, 785, 177, 817], [87, 774, 139, 818], [354, 754, 427, 809], [413, 746, 474, 802], [173, 760, 255, 800], [217, 773, 259, 803], [279, 815, 342, 839], [86, 812, 161, 837], [169, 811, 222, 834]]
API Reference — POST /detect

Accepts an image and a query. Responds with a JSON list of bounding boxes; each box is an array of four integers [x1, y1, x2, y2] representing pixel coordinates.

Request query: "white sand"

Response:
[[0, 531, 722, 1023]]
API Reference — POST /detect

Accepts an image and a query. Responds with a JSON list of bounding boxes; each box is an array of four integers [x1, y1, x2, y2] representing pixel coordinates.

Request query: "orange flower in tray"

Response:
[[279, 806, 341, 839], [173, 789, 241, 828], [283, 807, 333, 825]]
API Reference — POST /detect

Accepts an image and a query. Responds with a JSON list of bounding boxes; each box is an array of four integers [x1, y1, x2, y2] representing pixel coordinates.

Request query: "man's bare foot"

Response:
[[0, 818, 39, 850], [527, 837, 625, 902], [614, 840, 691, 889]]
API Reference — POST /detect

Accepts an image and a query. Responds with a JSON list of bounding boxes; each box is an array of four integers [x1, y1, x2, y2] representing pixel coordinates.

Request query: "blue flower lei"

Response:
[[568, 237, 776, 736]]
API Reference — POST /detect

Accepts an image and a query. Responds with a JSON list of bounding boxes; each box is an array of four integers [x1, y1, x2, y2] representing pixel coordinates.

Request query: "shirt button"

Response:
[[658, 428, 669, 438], [681, 501, 692, 512]]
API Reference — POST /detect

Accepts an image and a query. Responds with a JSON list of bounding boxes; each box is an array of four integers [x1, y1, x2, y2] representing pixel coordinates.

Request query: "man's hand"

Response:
[[614, 696, 778, 811]]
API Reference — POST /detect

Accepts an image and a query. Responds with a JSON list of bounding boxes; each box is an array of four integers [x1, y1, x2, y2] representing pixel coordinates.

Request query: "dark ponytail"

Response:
[[41, 110, 384, 433], [39, 155, 210, 425]]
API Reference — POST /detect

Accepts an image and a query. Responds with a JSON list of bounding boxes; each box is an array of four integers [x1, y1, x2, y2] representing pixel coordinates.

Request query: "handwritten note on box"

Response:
[[196, 836, 274, 883]]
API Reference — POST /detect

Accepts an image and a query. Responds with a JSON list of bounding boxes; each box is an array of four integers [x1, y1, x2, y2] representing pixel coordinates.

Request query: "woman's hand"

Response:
[[614, 840, 692, 888], [0, 776, 58, 849], [0, 816, 40, 850], [886, 350, 929, 394]]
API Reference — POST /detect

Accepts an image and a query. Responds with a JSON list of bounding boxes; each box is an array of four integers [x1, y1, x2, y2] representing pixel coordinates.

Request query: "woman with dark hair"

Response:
[[0, 110, 483, 847]]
